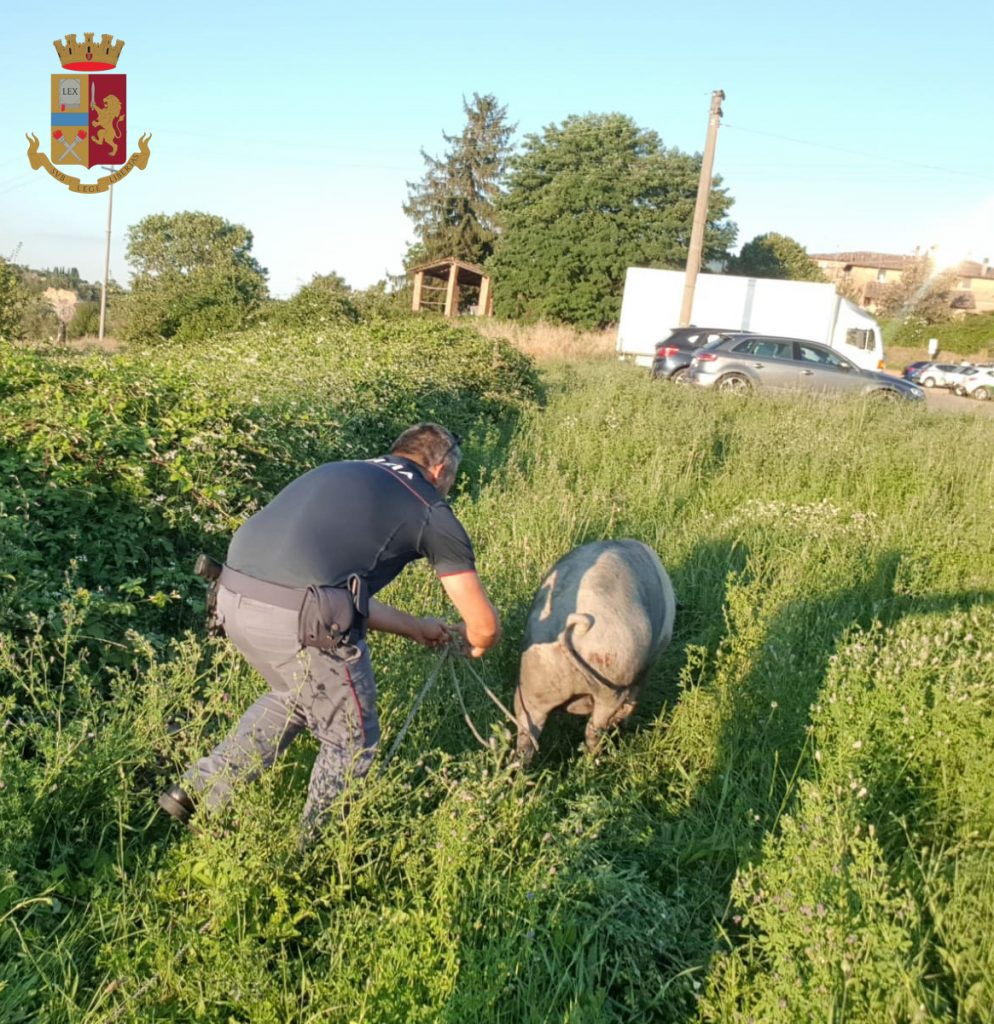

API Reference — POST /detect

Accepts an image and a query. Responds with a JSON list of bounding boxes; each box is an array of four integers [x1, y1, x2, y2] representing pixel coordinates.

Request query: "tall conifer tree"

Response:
[[403, 94, 515, 268]]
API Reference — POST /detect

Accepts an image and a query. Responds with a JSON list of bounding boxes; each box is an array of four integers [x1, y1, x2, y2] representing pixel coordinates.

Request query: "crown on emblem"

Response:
[[53, 33, 125, 72]]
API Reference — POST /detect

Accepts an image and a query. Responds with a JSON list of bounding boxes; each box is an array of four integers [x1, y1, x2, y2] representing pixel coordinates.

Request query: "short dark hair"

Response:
[[390, 423, 461, 470]]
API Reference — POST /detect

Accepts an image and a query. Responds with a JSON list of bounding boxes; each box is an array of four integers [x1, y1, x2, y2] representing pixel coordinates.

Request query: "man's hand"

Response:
[[450, 621, 490, 659], [408, 616, 453, 648]]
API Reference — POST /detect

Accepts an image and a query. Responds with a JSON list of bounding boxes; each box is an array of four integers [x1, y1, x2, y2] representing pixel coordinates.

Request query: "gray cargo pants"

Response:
[[181, 583, 379, 835]]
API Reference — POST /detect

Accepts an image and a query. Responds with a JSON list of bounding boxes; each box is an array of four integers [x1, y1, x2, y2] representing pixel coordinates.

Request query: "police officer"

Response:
[[158, 423, 501, 838]]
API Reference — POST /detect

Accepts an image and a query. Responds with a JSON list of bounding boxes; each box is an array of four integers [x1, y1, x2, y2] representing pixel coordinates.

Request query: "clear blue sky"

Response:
[[2, 1, 992, 298]]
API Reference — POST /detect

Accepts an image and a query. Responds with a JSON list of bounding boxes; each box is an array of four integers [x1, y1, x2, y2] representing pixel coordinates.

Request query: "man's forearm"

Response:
[[366, 597, 421, 638]]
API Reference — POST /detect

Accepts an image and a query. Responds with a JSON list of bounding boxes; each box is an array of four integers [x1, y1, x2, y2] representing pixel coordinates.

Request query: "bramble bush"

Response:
[[0, 317, 538, 662]]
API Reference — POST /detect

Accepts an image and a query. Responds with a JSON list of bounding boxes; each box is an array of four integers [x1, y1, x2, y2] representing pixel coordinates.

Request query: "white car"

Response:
[[963, 367, 994, 400], [951, 366, 981, 395], [916, 362, 972, 389], [942, 365, 980, 394]]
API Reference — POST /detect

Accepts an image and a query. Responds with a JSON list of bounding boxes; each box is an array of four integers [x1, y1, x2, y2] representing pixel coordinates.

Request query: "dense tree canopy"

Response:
[[403, 94, 515, 268], [268, 271, 359, 328], [727, 232, 826, 282], [121, 211, 268, 344], [876, 257, 956, 323], [487, 113, 737, 328], [125, 212, 266, 282]]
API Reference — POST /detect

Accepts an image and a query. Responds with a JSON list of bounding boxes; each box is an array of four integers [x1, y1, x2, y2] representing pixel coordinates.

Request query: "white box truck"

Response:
[[616, 268, 885, 371]]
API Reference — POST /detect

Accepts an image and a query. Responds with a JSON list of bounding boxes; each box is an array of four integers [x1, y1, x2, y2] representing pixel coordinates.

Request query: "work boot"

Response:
[[158, 783, 196, 825]]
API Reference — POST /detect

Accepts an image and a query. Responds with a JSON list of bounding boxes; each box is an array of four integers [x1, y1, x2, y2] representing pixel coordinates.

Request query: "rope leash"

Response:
[[456, 654, 517, 722], [449, 657, 488, 748], [379, 636, 521, 767], [375, 643, 455, 776]]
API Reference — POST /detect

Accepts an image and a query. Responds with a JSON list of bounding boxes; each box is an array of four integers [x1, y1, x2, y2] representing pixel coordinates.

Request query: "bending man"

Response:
[[158, 423, 501, 838]]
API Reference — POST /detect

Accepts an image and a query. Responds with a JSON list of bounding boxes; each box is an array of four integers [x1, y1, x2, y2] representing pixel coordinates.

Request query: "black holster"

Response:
[[297, 574, 369, 651], [194, 553, 225, 638]]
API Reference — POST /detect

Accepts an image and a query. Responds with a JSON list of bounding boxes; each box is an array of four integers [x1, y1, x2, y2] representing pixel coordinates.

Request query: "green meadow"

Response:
[[2, 320, 993, 1022]]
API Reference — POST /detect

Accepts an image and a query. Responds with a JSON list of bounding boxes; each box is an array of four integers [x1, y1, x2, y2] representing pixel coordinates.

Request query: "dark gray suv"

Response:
[[688, 333, 925, 401], [649, 327, 743, 382]]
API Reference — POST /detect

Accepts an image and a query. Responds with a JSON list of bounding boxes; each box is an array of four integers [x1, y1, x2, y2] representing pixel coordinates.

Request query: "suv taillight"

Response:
[[655, 345, 681, 357], [693, 352, 718, 362]]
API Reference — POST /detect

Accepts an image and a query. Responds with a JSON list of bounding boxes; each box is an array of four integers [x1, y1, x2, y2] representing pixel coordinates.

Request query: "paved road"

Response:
[[882, 373, 994, 417], [922, 387, 994, 416]]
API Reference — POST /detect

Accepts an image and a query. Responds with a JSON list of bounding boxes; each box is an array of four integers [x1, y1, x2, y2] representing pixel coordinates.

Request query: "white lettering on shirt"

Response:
[[368, 456, 414, 481]]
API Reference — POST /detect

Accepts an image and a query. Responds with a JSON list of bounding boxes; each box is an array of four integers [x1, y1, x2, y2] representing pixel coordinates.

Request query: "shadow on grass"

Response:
[[433, 540, 994, 1021]]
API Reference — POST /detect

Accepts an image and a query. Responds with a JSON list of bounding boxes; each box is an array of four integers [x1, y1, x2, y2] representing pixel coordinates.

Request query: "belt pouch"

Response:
[[195, 553, 225, 637], [298, 585, 356, 652]]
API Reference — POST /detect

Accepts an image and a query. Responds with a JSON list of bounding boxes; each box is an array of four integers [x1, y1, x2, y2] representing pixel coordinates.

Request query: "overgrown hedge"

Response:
[[882, 311, 994, 357], [0, 318, 539, 659]]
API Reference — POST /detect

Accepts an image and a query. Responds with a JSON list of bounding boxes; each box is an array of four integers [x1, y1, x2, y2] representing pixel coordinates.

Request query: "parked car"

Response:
[[650, 327, 742, 382], [902, 360, 932, 380], [915, 363, 973, 389], [951, 366, 981, 395], [952, 365, 994, 395], [688, 333, 925, 401], [963, 367, 994, 400]]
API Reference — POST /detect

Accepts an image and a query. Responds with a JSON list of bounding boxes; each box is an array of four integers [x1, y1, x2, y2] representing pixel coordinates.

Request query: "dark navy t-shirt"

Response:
[[226, 455, 476, 593]]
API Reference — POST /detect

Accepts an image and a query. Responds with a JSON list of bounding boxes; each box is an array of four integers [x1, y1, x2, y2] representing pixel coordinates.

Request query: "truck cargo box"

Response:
[[617, 268, 885, 371]]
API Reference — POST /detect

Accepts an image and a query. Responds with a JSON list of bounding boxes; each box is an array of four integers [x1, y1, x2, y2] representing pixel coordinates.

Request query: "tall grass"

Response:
[[476, 319, 617, 363], [2, 351, 993, 1022]]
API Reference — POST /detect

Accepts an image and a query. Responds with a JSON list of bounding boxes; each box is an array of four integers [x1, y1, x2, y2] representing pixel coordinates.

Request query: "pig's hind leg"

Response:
[[583, 699, 635, 754], [513, 686, 550, 764]]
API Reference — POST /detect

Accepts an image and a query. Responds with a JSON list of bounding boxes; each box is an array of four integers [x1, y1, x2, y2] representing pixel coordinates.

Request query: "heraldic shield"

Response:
[[50, 72, 126, 168]]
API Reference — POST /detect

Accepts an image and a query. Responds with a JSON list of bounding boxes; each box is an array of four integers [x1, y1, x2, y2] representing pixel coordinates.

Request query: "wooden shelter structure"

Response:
[[410, 257, 493, 317]]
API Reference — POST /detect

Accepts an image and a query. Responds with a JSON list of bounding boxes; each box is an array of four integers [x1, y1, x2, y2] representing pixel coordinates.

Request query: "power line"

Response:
[[723, 122, 989, 179], [0, 176, 36, 198]]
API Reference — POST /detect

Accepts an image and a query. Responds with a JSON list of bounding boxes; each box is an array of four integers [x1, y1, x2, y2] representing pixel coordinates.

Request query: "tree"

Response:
[[69, 301, 102, 339], [403, 94, 515, 268], [488, 113, 737, 328], [267, 271, 359, 328], [876, 257, 956, 323], [43, 287, 77, 345], [0, 257, 24, 341], [727, 232, 826, 282], [120, 211, 268, 344], [19, 295, 59, 342]]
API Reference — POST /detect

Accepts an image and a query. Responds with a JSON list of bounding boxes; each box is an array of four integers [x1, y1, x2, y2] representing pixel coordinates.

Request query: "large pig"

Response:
[[514, 539, 676, 761]]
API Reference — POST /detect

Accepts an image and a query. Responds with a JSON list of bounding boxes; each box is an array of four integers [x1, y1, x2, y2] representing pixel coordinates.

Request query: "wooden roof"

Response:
[[409, 257, 490, 285]]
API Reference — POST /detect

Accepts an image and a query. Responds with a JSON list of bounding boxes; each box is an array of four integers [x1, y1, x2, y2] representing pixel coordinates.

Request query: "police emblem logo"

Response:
[[26, 33, 151, 194]]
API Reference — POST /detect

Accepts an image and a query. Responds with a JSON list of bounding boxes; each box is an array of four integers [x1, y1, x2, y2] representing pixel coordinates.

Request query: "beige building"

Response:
[[811, 250, 994, 315]]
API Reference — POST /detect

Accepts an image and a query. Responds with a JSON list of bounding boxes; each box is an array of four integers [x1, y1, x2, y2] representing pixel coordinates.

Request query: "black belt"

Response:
[[218, 566, 308, 611]]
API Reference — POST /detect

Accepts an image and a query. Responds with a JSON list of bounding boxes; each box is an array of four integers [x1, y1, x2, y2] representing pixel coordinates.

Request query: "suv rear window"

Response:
[[661, 329, 732, 349]]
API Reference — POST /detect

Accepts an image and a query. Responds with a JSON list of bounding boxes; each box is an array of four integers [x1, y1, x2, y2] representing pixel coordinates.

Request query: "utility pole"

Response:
[[679, 90, 725, 327], [98, 168, 114, 341]]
